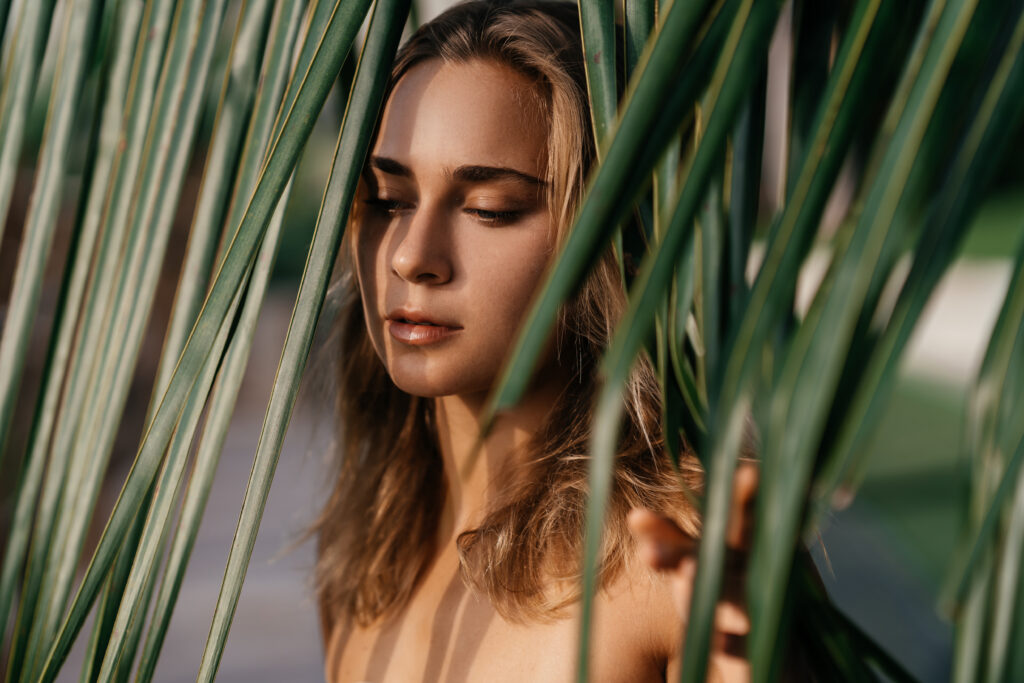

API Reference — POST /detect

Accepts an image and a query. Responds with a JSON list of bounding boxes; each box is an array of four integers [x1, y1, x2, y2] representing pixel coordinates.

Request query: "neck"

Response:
[[433, 383, 560, 543]]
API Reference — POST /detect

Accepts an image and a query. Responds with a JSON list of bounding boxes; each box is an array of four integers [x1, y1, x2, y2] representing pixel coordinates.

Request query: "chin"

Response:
[[385, 364, 492, 400]]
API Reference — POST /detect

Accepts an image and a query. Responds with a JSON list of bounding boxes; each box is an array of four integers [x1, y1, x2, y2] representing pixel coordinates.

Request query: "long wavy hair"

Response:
[[313, 0, 703, 632]]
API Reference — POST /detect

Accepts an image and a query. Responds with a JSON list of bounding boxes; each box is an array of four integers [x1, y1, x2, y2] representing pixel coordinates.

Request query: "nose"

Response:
[[390, 203, 452, 284]]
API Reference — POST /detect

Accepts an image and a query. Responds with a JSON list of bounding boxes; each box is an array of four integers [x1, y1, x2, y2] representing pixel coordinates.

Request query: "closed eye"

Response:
[[465, 208, 521, 225], [364, 197, 410, 216]]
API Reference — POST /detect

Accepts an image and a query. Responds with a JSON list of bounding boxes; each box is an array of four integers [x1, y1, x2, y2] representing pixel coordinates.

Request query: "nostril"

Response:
[[390, 217, 452, 284]]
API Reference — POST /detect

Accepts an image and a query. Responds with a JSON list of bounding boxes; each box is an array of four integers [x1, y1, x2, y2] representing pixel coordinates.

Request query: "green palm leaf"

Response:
[[196, 0, 408, 676], [750, 0, 991, 674], [30, 0, 370, 677], [811, 2, 1024, 524], [953, 219, 1024, 682]]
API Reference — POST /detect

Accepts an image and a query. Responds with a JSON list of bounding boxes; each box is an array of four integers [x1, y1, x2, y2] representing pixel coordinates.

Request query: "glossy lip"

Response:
[[385, 308, 462, 346]]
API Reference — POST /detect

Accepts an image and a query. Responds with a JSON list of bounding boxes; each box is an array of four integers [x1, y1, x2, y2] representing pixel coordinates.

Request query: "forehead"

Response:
[[373, 58, 548, 178]]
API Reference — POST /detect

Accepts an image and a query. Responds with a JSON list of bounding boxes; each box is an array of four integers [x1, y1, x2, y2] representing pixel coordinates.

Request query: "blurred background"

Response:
[[0, 0, 1021, 680]]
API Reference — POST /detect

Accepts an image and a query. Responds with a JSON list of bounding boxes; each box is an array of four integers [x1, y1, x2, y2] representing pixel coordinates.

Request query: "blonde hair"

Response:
[[313, 0, 702, 631]]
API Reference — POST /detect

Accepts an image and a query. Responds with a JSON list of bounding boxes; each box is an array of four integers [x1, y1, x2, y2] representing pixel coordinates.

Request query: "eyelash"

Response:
[[466, 208, 520, 224], [363, 198, 522, 225], [364, 198, 407, 216]]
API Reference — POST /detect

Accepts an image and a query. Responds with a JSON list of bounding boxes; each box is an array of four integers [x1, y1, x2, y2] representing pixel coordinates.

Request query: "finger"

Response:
[[714, 599, 750, 637], [726, 462, 759, 551], [627, 508, 696, 569]]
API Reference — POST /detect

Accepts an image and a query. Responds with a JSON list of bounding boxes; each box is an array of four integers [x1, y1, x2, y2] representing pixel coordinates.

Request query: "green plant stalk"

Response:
[[257, 0, 335, 173], [0, 5, 147, 681], [667, 235, 704, 436], [32, 0, 369, 676], [130, 16, 310, 674], [696, 176, 725, 404], [27, 3, 226, 677], [145, 0, 274, 425], [137, 5, 309, 669], [212, 0, 332, 277], [656, 123, 707, 445], [810, 5, 1024, 521], [724, 68, 765, 317], [29, 0, 224, 675], [952, 226, 1024, 679], [656, 317, 683, 466], [135, 9, 306, 678], [77, 486, 151, 683], [653, 130, 681, 241], [96, 282, 245, 681], [0, 0, 13, 65], [645, 141, 707, 454], [655, 117, 705, 437], [851, 0, 945, 199], [684, 0, 899, 677], [986, 443, 1024, 682], [575, 2, 782, 679], [81, 1, 272, 660], [0, 0, 66, 460], [0, 0, 24, 74], [843, 0, 1020, 382], [955, 432, 1024, 681], [8, 3, 175, 676], [749, 0, 983, 675], [720, 0, 891, 410], [0, 0, 98, 462], [0, 0, 53, 262], [25, 0, 62, 134], [196, 0, 408, 677], [100, 3, 285, 669], [786, 0, 838, 197], [628, 4, 783, 681], [579, 0, 616, 152], [626, 0, 696, 327], [624, 0, 654, 77], [726, 70, 764, 329], [137, 173, 294, 683], [579, 0, 621, 278], [487, 0, 715, 421], [955, 555, 993, 683], [1000, 464, 1024, 681], [650, 37, 697, 449], [1008, 562, 1024, 680], [216, 0, 311, 271], [0, 0, 115, 650]]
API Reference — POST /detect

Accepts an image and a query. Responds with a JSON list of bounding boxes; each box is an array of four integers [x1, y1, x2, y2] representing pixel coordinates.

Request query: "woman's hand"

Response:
[[627, 462, 758, 681]]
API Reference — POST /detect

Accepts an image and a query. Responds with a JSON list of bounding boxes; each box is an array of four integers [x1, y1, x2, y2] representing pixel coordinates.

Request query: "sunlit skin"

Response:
[[329, 58, 752, 682]]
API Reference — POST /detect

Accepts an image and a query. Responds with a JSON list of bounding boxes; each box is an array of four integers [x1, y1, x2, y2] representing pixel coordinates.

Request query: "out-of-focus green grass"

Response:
[[856, 375, 970, 590]]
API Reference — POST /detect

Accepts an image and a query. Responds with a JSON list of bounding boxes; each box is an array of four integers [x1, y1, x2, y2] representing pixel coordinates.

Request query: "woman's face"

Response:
[[354, 58, 553, 399]]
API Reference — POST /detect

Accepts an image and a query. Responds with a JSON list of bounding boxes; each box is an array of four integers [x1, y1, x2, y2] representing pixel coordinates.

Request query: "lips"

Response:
[[385, 308, 462, 345]]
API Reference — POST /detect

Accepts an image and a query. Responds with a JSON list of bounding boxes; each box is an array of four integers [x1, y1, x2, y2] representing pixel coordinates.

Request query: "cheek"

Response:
[[354, 231, 387, 349], [472, 234, 552, 334]]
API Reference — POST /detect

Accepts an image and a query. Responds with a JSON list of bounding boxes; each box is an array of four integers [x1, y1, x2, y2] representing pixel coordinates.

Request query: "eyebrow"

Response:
[[368, 155, 546, 187]]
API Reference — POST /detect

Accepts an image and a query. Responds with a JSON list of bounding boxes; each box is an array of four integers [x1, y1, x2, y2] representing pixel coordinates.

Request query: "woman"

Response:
[[314, 2, 755, 680]]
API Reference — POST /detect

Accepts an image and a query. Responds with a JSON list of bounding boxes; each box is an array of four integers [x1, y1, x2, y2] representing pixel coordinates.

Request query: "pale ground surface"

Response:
[[53, 253, 1009, 681]]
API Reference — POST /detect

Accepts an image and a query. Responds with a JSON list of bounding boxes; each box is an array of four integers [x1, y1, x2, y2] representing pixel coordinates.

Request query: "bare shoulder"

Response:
[[588, 556, 682, 678]]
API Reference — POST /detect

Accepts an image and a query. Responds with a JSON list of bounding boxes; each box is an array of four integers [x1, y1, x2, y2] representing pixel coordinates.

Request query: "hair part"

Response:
[[313, 0, 702, 632]]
